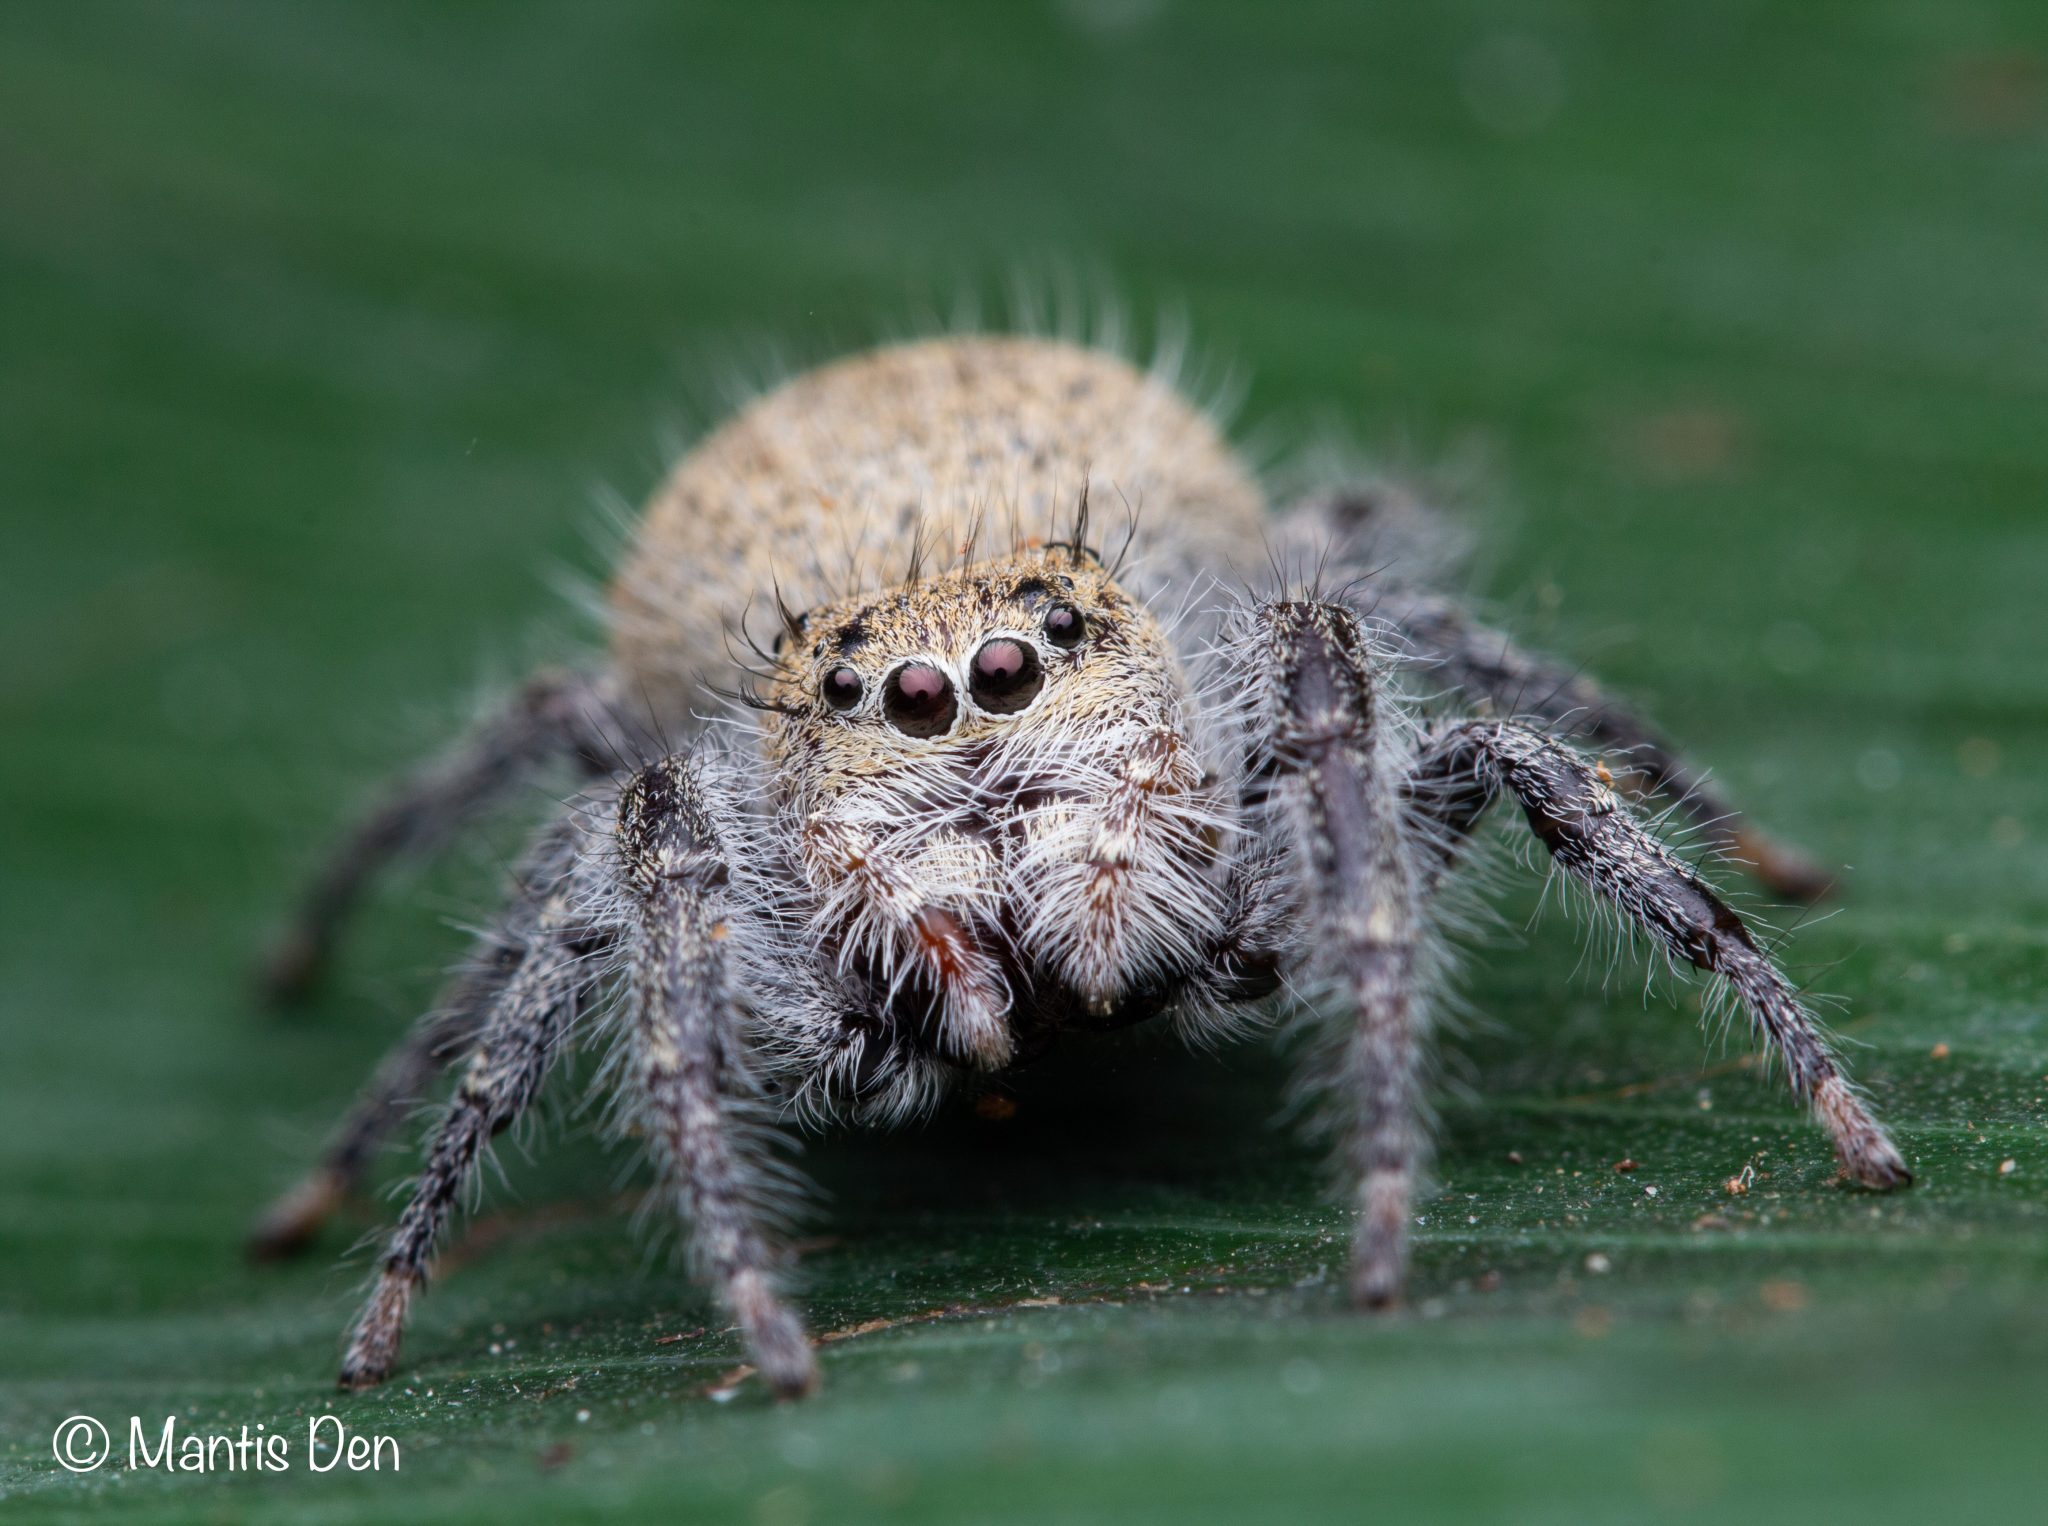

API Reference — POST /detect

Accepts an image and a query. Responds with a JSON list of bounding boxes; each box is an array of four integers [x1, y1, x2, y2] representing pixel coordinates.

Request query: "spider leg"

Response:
[[616, 757, 817, 1397], [248, 1000, 482, 1262], [337, 817, 604, 1390], [1408, 720, 1909, 1189], [259, 666, 626, 1006], [1251, 598, 1426, 1307], [1384, 592, 1834, 902], [246, 827, 579, 1259]]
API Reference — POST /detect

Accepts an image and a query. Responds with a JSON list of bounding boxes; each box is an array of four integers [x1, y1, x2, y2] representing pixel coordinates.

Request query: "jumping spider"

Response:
[[251, 335, 1910, 1399]]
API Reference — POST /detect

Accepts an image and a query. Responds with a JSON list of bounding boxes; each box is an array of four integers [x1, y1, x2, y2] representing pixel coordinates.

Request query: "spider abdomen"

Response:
[[610, 336, 1267, 723]]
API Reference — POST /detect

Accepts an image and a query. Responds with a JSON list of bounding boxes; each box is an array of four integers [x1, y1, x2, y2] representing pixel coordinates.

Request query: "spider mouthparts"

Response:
[[911, 908, 1016, 1068]]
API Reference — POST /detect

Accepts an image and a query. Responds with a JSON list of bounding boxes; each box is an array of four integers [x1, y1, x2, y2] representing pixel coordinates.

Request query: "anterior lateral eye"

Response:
[[969, 637, 1044, 714], [822, 665, 864, 711], [1043, 603, 1086, 648]]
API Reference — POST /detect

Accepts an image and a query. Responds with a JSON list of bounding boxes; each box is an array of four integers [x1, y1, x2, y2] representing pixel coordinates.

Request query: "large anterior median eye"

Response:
[[822, 665, 864, 712], [883, 662, 957, 738], [969, 637, 1043, 714]]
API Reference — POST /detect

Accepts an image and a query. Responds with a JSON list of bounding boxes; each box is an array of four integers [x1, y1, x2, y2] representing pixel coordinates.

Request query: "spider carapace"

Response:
[[251, 335, 1909, 1399]]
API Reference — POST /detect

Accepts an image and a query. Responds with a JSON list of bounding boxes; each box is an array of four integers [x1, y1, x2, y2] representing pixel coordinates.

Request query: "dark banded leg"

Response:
[[1408, 720, 1909, 1189], [247, 911, 550, 1261], [1384, 592, 1834, 902], [250, 822, 594, 1259], [1255, 599, 1426, 1307], [617, 758, 816, 1397], [260, 666, 624, 1005], [246, 1000, 483, 1261], [337, 821, 602, 1390]]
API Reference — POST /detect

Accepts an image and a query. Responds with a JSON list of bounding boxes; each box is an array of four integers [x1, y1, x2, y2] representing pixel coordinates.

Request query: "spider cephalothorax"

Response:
[[250, 333, 1911, 1403], [764, 545, 1231, 1075]]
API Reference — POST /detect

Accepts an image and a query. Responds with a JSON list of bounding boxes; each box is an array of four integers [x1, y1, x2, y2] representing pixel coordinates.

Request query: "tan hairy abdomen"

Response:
[[610, 336, 1267, 717]]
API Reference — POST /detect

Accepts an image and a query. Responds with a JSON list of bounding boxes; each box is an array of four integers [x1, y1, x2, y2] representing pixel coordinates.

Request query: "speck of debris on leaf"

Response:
[[1760, 1280, 1809, 1312], [1930, 1042, 1952, 1060], [1584, 1252, 1612, 1275], [1998, 1158, 2017, 1176], [1613, 1158, 1639, 1173], [1506, 1150, 1525, 1165]]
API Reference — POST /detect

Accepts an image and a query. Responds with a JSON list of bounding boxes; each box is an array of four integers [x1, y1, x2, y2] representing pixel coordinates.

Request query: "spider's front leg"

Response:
[[335, 757, 818, 1396], [1407, 721, 1910, 1189], [1249, 598, 1427, 1307], [615, 759, 818, 1398]]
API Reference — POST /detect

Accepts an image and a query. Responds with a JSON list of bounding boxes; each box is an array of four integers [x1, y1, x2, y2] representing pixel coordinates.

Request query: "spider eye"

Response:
[[883, 662, 957, 739], [822, 665, 864, 712], [1043, 603, 1086, 649], [969, 637, 1043, 714]]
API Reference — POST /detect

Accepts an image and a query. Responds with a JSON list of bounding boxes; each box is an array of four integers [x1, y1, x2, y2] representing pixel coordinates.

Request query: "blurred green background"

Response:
[[3, 2, 2045, 1522]]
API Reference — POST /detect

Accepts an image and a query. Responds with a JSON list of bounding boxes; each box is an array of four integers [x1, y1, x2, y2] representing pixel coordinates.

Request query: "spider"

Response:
[[250, 334, 1910, 1399]]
